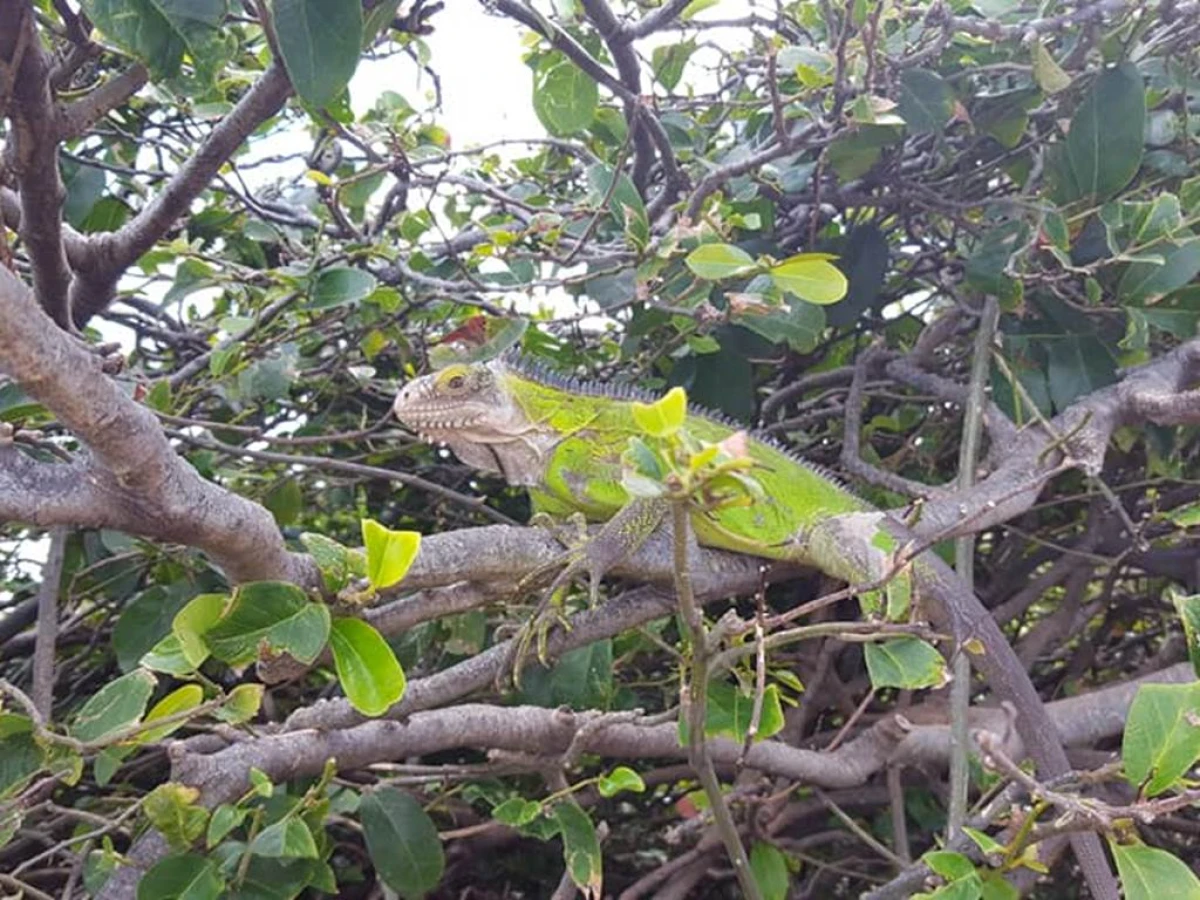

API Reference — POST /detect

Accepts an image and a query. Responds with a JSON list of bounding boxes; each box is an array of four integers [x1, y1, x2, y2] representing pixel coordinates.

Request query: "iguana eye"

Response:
[[447, 374, 465, 390]]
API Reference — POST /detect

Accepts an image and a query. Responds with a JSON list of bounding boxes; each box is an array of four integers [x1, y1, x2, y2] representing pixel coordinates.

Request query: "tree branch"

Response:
[[70, 63, 293, 324], [0, 268, 316, 586]]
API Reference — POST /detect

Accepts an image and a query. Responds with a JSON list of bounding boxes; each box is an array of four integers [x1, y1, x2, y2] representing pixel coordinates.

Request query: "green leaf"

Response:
[[144, 783, 208, 851], [309, 266, 378, 309], [652, 41, 695, 91], [1118, 238, 1200, 302], [826, 125, 901, 181], [137, 684, 204, 745], [62, 158, 106, 229], [680, 0, 719, 19], [72, 669, 157, 744], [136, 852, 225, 900], [685, 243, 757, 280], [172, 593, 228, 669], [81, 0, 227, 79], [552, 802, 602, 899], [206, 803, 248, 848], [113, 584, 195, 672], [733, 297, 826, 353], [0, 716, 45, 798], [301, 532, 359, 592], [517, 640, 615, 710], [493, 797, 544, 826], [204, 582, 330, 668], [1044, 334, 1117, 413], [271, 0, 363, 108], [140, 635, 196, 677], [1048, 62, 1146, 204], [826, 223, 890, 327], [264, 478, 303, 526], [250, 818, 319, 859], [863, 638, 947, 690], [1122, 681, 1200, 796], [962, 826, 1005, 857], [768, 254, 849, 305], [678, 681, 785, 743], [533, 58, 599, 137], [925, 851, 977, 881], [964, 219, 1030, 296], [586, 164, 648, 249], [597, 766, 646, 798], [361, 519, 422, 589], [750, 841, 790, 900], [1111, 841, 1200, 900], [361, 787, 445, 899], [329, 618, 407, 716], [1031, 41, 1071, 93], [897, 69, 954, 133], [216, 683, 265, 725], [632, 387, 687, 437], [1169, 590, 1200, 675]]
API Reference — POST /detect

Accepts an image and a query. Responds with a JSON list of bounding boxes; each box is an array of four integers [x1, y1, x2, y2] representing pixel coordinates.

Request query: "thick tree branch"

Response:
[[1, 0, 73, 328], [908, 339, 1200, 543], [57, 63, 149, 139], [70, 63, 293, 324], [0, 268, 315, 586]]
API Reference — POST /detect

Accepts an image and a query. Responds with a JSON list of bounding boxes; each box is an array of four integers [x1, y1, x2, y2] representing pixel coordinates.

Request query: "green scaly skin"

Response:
[[392, 356, 1117, 898]]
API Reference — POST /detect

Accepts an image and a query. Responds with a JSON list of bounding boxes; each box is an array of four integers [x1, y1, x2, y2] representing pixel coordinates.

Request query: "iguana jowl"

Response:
[[392, 355, 1117, 898]]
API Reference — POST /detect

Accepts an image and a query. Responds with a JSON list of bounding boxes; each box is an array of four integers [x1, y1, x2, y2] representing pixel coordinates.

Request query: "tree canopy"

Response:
[[2, 0, 1200, 898]]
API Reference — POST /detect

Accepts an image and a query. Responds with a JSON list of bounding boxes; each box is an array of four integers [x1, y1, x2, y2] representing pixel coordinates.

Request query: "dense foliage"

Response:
[[2, 0, 1200, 898]]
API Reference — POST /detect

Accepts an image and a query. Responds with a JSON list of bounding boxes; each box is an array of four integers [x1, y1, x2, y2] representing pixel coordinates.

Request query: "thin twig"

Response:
[[948, 297, 999, 838]]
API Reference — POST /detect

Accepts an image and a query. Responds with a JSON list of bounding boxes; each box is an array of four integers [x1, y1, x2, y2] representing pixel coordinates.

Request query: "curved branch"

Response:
[[0, 268, 315, 586], [70, 63, 294, 324]]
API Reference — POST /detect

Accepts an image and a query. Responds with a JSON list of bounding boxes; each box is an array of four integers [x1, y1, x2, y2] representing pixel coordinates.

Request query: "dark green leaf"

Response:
[[114, 584, 195, 672], [826, 125, 901, 181], [136, 852, 224, 900], [263, 479, 303, 526], [0, 717, 44, 798], [897, 69, 954, 133], [361, 787, 445, 899], [1048, 63, 1146, 204], [271, 0, 363, 108], [1118, 239, 1200, 302]]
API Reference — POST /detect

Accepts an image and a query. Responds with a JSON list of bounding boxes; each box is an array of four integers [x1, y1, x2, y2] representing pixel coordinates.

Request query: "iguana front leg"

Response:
[[507, 498, 669, 683]]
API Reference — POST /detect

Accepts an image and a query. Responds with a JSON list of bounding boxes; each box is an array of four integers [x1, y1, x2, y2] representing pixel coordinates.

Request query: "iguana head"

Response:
[[392, 360, 550, 485]]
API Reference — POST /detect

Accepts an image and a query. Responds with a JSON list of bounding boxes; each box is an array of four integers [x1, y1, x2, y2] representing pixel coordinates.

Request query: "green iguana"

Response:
[[392, 354, 1116, 898]]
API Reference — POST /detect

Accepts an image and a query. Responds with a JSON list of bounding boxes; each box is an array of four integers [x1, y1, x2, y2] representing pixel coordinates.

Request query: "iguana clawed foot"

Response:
[[502, 514, 607, 688]]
